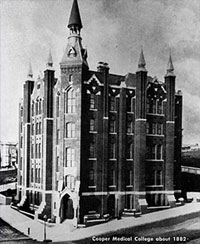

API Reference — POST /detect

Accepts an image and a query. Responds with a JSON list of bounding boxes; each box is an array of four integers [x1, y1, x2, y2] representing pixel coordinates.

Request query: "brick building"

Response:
[[17, 0, 182, 224]]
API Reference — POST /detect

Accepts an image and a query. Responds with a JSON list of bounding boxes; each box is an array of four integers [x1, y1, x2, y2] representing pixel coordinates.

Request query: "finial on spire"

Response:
[[27, 62, 33, 78], [137, 49, 147, 72], [68, 0, 82, 29], [165, 53, 175, 77], [47, 49, 53, 67]]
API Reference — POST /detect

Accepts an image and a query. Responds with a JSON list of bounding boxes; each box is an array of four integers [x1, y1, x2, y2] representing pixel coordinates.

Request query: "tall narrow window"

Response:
[[131, 98, 135, 112], [56, 156, 59, 171], [126, 97, 131, 112], [110, 169, 116, 185], [31, 168, 34, 182], [89, 169, 94, 186], [31, 103, 34, 116], [153, 100, 156, 114], [65, 175, 75, 190], [38, 168, 41, 183], [90, 94, 95, 109], [146, 98, 150, 113], [126, 143, 132, 159], [152, 123, 156, 134], [127, 169, 133, 186], [110, 120, 116, 133], [155, 170, 162, 185], [146, 122, 150, 134], [31, 124, 34, 135], [157, 100, 162, 114], [157, 124, 163, 135], [56, 129, 60, 144], [110, 96, 115, 111], [36, 102, 38, 115], [90, 119, 95, 131], [66, 148, 75, 167], [67, 89, 76, 113], [127, 121, 132, 134], [66, 123, 75, 138], [39, 143, 41, 158], [157, 145, 162, 160], [39, 100, 42, 114], [56, 96, 59, 117], [89, 143, 95, 158], [31, 144, 34, 158], [109, 143, 116, 159]]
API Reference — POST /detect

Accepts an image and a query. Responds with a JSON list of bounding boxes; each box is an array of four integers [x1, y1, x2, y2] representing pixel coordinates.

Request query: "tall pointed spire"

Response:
[[47, 49, 53, 68], [137, 49, 147, 72], [165, 54, 175, 77], [68, 0, 82, 29], [27, 62, 33, 79]]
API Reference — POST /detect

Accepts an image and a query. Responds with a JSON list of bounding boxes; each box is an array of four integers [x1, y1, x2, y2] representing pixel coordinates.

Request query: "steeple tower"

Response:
[[47, 49, 53, 68], [27, 62, 33, 79], [60, 0, 88, 68], [68, 0, 82, 31], [165, 54, 175, 77], [137, 49, 146, 72]]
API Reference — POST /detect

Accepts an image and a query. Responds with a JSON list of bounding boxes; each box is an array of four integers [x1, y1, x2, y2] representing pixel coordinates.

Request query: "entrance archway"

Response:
[[60, 194, 74, 222]]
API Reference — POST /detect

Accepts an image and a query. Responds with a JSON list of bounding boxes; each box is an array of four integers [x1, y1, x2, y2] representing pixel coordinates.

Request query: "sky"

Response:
[[0, 0, 200, 145]]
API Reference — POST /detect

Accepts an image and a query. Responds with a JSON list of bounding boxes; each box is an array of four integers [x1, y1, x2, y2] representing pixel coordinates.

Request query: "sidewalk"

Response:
[[0, 203, 200, 242]]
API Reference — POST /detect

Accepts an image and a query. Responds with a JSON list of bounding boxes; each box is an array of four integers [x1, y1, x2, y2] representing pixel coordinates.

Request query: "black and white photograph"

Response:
[[0, 0, 200, 243]]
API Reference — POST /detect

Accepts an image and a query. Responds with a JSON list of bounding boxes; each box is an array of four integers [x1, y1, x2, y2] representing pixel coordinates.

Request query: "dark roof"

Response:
[[87, 70, 153, 88], [89, 71, 125, 86], [68, 0, 82, 29]]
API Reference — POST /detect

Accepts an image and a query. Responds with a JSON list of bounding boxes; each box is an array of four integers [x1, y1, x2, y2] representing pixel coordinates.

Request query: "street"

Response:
[[54, 216, 200, 244]]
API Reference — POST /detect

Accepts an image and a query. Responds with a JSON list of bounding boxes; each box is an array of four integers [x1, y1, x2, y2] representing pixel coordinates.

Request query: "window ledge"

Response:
[[89, 131, 97, 133], [88, 186, 96, 188]]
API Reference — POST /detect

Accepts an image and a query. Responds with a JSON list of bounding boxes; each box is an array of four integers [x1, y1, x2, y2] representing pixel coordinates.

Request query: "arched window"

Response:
[[65, 147, 75, 167], [66, 123, 75, 138], [67, 89, 76, 113]]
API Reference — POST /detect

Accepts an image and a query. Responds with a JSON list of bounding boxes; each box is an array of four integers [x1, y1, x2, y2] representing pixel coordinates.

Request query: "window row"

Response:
[[89, 94, 135, 113], [32, 100, 43, 116], [146, 144, 163, 160], [31, 167, 41, 183], [146, 98, 163, 114], [89, 119, 134, 134], [31, 122, 42, 135], [31, 143, 42, 158], [89, 142, 133, 159], [146, 123, 163, 135], [88, 168, 133, 187]]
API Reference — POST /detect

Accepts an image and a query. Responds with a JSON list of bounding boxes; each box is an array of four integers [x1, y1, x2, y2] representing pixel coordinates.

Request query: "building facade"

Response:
[[17, 0, 182, 224]]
